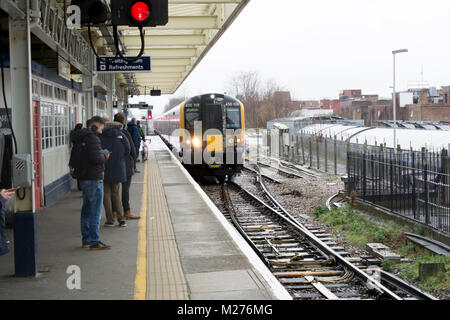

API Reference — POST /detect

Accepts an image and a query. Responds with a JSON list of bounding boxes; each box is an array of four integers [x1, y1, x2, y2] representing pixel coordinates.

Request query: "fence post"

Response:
[[279, 130, 283, 161], [363, 142, 367, 198], [422, 148, 430, 225], [301, 135, 305, 165], [390, 152, 394, 211], [267, 130, 271, 157], [445, 146, 450, 206], [316, 135, 320, 170], [346, 140, 351, 175], [324, 137, 328, 173], [295, 135, 299, 164], [334, 135, 337, 175], [309, 137, 313, 168], [412, 151, 417, 220]]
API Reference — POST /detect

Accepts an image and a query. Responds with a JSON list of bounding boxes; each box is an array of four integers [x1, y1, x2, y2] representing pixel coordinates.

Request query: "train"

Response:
[[154, 94, 245, 181]]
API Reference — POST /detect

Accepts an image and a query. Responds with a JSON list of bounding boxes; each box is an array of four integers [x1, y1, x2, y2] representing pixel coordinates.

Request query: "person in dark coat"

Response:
[[100, 121, 130, 227], [114, 112, 140, 219], [0, 188, 15, 256], [70, 123, 83, 190], [127, 118, 141, 173], [71, 116, 110, 250]]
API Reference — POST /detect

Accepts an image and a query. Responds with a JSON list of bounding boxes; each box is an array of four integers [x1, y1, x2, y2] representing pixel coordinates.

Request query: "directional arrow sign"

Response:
[[96, 56, 151, 73]]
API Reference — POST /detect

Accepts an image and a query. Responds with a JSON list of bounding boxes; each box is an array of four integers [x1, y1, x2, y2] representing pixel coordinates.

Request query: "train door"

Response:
[[202, 103, 223, 153], [32, 100, 42, 209]]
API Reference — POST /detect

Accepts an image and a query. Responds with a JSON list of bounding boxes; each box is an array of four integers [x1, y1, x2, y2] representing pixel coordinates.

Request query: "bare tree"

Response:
[[162, 96, 186, 113], [227, 71, 291, 128]]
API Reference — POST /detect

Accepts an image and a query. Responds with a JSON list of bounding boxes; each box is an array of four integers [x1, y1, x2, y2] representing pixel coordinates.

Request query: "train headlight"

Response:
[[228, 138, 234, 144], [192, 137, 202, 148]]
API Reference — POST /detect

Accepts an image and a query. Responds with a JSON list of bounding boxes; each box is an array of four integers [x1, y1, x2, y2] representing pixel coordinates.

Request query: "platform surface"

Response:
[[0, 137, 283, 300]]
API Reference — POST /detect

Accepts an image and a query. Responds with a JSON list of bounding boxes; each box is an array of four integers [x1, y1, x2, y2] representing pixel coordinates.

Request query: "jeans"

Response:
[[122, 175, 132, 212], [0, 207, 9, 255], [79, 180, 104, 245]]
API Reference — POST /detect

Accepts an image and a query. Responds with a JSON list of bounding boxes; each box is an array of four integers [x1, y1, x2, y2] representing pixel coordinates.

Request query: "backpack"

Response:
[[69, 137, 88, 179]]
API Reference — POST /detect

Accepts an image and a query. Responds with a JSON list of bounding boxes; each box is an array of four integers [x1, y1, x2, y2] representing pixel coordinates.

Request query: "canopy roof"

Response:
[[95, 0, 250, 95]]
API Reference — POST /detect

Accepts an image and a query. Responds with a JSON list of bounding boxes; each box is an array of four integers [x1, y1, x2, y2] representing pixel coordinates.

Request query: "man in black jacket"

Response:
[[114, 112, 140, 219], [71, 116, 110, 250], [100, 121, 130, 227]]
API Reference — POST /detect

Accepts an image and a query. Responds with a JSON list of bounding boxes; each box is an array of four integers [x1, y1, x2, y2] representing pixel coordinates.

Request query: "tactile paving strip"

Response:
[[146, 152, 189, 300]]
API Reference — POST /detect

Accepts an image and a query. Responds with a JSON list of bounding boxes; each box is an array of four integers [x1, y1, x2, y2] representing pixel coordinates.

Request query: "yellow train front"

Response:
[[155, 94, 245, 181]]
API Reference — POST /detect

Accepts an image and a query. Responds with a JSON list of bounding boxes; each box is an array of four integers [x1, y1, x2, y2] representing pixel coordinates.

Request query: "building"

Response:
[[396, 87, 450, 122]]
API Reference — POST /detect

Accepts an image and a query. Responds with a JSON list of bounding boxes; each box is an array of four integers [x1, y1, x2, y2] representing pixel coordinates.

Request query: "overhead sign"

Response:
[[127, 103, 153, 109], [58, 56, 71, 81], [96, 56, 151, 73]]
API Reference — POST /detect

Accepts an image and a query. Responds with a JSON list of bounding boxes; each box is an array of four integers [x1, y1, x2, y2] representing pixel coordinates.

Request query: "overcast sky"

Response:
[[130, 0, 450, 116]]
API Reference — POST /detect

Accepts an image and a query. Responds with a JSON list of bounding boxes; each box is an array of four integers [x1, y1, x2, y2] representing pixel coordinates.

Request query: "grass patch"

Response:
[[324, 174, 340, 183], [312, 205, 409, 250], [310, 205, 449, 298]]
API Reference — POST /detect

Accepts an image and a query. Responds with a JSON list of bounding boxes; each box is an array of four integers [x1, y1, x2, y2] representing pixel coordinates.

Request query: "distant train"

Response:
[[154, 94, 245, 181]]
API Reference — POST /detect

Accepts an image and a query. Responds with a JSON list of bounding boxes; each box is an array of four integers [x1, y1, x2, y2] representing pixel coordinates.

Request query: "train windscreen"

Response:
[[185, 107, 200, 131], [226, 107, 241, 129]]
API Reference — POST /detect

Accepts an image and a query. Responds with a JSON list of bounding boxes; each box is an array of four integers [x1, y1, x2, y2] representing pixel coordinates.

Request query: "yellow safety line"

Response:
[[133, 161, 148, 300]]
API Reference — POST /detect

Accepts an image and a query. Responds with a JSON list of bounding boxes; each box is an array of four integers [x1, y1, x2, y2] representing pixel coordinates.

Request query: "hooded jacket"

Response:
[[127, 122, 141, 152], [100, 122, 130, 184], [71, 128, 107, 181]]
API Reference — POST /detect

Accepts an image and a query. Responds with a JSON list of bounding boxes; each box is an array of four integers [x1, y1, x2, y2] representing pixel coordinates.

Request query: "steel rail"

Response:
[[380, 270, 437, 300], [252, 165, 403, 300]]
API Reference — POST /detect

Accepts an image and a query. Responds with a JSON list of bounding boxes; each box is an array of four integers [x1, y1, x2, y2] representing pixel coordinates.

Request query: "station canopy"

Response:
[[90, 0, 250, 95]]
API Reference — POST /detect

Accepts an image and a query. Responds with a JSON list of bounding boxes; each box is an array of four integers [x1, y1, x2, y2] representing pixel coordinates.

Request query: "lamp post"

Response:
[[392, 48, 408, 149]]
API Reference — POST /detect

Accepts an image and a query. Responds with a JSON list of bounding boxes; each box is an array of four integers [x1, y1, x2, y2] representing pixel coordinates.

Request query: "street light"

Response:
[[392, 48, 408, 149]]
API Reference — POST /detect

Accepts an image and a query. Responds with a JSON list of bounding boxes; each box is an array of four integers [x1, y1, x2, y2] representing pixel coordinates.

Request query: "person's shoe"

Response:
[[82, 243, 90, 249], [89, 242, 111, 250], [118, 220, 127, 227], [125, 210, 141, 219], [104, 222, 115, 227], [134, 169, 141, 173]]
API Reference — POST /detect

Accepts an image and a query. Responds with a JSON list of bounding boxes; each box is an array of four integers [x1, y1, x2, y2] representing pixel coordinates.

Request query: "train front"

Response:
[[180, 94, 245, 180]]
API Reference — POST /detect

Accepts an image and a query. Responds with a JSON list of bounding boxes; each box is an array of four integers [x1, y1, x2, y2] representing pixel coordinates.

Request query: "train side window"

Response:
[[226, 107, 241, 129], [185, 107, 200, 130]]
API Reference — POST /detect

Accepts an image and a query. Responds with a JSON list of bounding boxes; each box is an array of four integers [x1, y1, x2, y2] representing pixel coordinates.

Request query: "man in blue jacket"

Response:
[[127, 118, 141, 173], [100, 121, 130, 227]]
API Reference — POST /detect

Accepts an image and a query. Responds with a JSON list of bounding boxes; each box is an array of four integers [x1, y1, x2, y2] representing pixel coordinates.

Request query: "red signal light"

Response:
[[130, 2, 150, 22], [147, 114, 152, 120]]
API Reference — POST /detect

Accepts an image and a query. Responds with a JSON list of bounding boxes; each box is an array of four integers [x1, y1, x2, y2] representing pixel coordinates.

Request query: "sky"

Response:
[[130, 0, 450, 116]]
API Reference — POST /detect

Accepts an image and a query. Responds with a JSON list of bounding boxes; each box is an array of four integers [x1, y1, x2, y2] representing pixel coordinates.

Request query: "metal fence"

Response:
[[347, 148, 450, 234]]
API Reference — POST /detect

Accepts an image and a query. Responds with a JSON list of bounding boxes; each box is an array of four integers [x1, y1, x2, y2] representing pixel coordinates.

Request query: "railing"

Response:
[[347, 148, 450, 234]]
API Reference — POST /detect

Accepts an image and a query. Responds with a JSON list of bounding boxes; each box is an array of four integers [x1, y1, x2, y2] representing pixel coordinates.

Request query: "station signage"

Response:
[[96, 56, 151, 73], [127, 104, 153, 110]]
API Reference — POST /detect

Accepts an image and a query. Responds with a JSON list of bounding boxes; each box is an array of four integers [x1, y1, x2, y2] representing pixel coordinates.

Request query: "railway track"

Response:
[[202, 167, 436, 300]]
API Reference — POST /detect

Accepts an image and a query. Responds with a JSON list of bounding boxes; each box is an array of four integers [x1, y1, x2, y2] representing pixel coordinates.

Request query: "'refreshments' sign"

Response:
[[96, 56, 151, 73]]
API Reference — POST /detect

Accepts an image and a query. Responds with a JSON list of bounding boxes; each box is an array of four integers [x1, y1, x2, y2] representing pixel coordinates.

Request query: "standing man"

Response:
[[100, 121, 130, 227], [127, 118, 141, 173], [70, 116, 110, 250], [114, 113, 140, 219]]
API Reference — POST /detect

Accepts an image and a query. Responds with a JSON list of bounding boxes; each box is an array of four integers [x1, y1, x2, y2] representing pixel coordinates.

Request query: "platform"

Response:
[[0, 137, 289, 300]]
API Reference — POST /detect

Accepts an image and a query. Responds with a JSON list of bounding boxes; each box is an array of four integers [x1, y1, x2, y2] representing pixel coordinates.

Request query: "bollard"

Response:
[[14, 212, 38, 277]]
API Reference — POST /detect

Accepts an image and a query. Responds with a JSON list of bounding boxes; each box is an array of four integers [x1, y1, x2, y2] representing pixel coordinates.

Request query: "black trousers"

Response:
[[121, 175, 132, 212]]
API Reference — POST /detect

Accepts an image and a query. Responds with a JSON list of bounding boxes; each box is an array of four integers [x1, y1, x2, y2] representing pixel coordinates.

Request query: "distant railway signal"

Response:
[[147, 109, 153, 120], [111, 0, 169, 27]]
